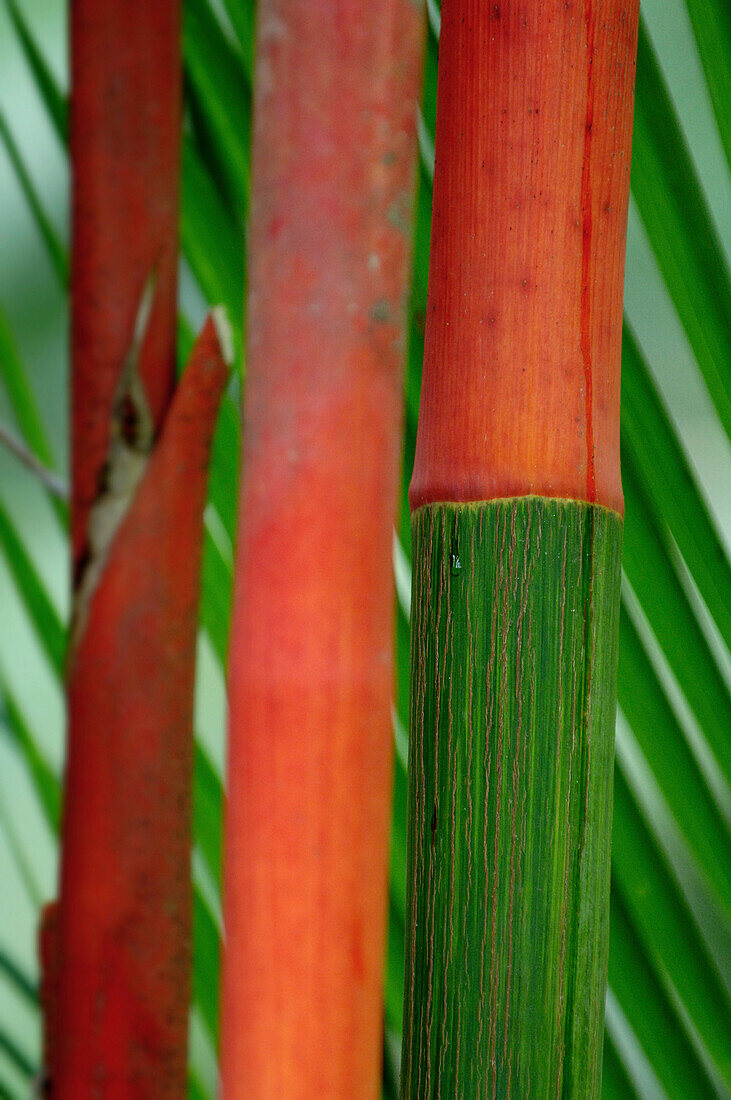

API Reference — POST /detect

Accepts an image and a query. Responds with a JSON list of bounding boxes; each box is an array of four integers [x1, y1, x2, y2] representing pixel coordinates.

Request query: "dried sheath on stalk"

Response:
[[47, 3, 228, 1094], [402, 2, 639, 1095]]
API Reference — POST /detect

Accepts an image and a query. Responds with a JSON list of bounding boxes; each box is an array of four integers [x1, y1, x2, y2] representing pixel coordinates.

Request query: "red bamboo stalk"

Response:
[[410, 0, 638, 513], [55, 318, 228, 1094], [70, 0, 180, 573], [50, 4, 228, 1093], [220, 1, 425, 1095]]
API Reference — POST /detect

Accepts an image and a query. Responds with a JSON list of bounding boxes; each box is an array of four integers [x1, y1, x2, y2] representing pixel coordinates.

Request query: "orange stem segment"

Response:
[[220, 0, 425, 1095], [410, 0, 639, 515], [54, 318, 228, 1095]]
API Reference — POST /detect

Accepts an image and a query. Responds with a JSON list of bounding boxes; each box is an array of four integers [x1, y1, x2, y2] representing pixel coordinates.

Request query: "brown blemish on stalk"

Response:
[[387, 190, 413, 235], [370, 299, 393, 324]]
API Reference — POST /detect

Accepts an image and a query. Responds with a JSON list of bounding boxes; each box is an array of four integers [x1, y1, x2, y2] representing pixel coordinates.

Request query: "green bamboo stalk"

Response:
[[402, 499, 622, 1096]]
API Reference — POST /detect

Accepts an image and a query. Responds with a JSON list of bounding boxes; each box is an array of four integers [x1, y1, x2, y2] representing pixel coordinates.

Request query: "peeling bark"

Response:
[[47, 3, 229, 1094], [52, 319, 228, 1096], [70, 278, 156, 653], [70, 1, 181, 572]]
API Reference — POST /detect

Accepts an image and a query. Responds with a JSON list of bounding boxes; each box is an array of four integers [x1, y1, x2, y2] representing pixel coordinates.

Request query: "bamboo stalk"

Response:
[[410, 0, 637, 514], [52, 318, 228, 1095], [219, 0, 425, 1095], [69, 1, 181, 573], [402, 1, 639, 1093], [403, 499, 622, 1095], [48, 4, 229, 1093]]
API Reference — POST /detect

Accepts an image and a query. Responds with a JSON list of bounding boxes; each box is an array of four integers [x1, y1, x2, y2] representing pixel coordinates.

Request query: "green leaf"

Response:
[[631, 19, 731, 437], [0, 1030, 35, 1081], [181, 140, 244, 361], [1, 0, 67, 145], [607, 890, 719, 1099], [394, 596, 411, 736], [183, 0, 252, 226], [0, 1073, 19, 1100], [192, 887, 221, 1048], [421, 21, 439, 144], [0, 501, 65, 676], [621, 324, 731, 653], [612, 765, 731, 1087], [622, 448, 731, 787], [0, 108, 67, 287], [617, 598, 731, 918], [600, 1029, 638, 1100], [219, 0, 255, 72], [0, 795, 41, 907], [389, 711, 408, 926], [206, 397, 240, 542], [0, 306, 68, 528], [199, 528, 233, 668], [0, 308, 57, 472], [382, 1027, 400, 1100], [188, 1070, 210, 1100], [684, 0, 731, 171], [0, 678, 60, 834], [193, 741, 222, 889], [384, 895, 405, 1035], [0, 949, 37, 1007], [386, 711, 409, 1037], [177, 315, 196, 372]]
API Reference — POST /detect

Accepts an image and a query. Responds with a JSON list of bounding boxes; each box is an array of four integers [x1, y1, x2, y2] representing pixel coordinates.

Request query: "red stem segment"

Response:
[[70, 0, 181, 573], [51, 5, 228, 1093], [410, 0, 639, 515], [55, 320, 228, 1094], [220, 1, 425, 1095]]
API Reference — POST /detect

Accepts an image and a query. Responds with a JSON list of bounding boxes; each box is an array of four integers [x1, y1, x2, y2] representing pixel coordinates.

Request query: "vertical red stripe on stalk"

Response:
[[410, 0, 639, 515], [220, 0, 425, 1095]]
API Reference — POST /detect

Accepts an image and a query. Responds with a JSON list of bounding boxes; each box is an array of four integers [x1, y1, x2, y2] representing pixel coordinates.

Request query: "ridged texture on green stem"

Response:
[[402, 498, 622, 1098]]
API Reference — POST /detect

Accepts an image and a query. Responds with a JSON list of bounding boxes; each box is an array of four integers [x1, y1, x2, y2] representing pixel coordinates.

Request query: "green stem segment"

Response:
[[402, 498, 623, 1097]]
